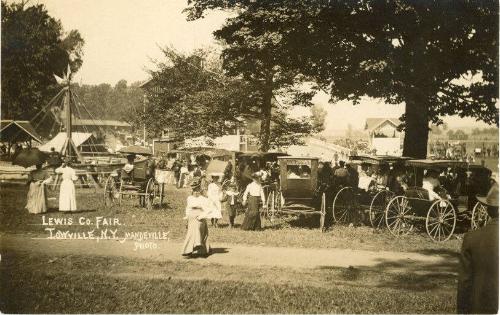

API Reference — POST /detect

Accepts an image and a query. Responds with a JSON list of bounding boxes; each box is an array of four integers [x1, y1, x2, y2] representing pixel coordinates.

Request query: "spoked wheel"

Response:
[[471, 202, 490, 230], [145, 178, 157, 210], [332, 187, 357, 224], [369, 190, 395, 229], [426, 199, 456, 242], [385, 196, 414, 236], [156, 183, 166, 208], [103, 176, 117, 207]]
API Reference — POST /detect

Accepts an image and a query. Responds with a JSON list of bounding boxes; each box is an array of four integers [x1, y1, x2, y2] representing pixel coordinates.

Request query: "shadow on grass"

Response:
[[317, 248, 459, 292]]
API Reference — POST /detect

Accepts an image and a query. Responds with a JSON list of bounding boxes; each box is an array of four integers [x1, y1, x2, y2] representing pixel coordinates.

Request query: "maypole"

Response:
[[55, 65, 82, 161]]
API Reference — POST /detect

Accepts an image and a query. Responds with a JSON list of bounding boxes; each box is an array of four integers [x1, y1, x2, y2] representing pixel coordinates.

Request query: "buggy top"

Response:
[[349, 154, 411, 167], [406, 159, 468, 170]]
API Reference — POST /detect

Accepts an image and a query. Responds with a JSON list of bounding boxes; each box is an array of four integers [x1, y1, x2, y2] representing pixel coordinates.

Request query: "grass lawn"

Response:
[[0, 183, 461, 253], [0, 251, 457, 314]]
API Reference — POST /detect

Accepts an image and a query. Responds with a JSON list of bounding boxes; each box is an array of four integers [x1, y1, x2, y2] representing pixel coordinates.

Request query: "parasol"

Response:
[[12, 148, 47, 168], [118, 145, 152, 156], [206, 160, 229, 176]]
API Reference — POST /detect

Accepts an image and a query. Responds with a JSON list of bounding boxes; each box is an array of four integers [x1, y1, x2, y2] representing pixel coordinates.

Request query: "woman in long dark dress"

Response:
[[241, 174, 267, 230], [26, 163, 52, 214]]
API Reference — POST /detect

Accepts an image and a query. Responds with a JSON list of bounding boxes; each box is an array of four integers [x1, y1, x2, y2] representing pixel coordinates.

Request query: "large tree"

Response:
[[143, 47, 316, 147], [186, 4, 316, 151], [186, 0, 498, 158], [1, 1, 84, 120]]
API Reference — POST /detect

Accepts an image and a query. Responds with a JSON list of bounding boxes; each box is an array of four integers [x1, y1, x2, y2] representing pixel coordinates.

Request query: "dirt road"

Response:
[[0, 233, 458, 274]]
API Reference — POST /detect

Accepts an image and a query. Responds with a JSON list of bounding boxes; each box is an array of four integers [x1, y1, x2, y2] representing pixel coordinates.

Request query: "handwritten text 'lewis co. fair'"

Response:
[[41, 215, 170, 246]]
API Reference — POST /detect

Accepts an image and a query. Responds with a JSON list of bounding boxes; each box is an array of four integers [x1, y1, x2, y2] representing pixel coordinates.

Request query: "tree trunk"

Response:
[[402, 97, 429, 159], [259, 85, 273, 152]]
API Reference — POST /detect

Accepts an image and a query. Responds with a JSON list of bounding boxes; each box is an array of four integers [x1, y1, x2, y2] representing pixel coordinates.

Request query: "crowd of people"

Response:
[[429, 141, 499, 161]]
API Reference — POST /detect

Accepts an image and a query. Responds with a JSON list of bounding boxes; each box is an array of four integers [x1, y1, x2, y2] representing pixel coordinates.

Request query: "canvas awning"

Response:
[[0, 120, 42, 143], [38, 132, 105, 153]]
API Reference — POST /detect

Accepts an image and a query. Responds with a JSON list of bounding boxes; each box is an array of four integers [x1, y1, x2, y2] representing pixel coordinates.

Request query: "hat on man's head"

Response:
[[477, 183, 499, 207]]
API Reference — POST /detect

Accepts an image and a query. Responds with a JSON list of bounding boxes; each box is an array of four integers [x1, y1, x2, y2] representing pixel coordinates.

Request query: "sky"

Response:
[[36, 0, 493, 132]]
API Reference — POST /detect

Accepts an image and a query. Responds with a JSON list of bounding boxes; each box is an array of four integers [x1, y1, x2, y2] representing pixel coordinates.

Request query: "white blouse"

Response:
[[242, 182, 266, 205], [55, 166, 78, 181], [185, 195, 213, 219]]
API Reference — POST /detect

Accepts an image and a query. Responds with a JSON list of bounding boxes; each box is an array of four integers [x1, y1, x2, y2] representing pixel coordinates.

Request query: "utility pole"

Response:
[[143, 94, 147, 147]]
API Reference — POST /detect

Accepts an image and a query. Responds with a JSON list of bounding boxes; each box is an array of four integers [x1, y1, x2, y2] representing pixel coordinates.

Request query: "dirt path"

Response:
[[0, 233, 458, 274]]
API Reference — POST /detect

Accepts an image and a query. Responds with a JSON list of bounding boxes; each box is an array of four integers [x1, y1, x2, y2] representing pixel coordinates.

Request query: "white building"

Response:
[[364, 118, 403, 156]]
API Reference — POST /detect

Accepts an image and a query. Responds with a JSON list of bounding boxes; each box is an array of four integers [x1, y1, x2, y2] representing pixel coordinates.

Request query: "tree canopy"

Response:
[[185, 0, 498, 158], [1, 1, 85, 120], [71, 80, 144, 126], [142, 47, 318, 149]]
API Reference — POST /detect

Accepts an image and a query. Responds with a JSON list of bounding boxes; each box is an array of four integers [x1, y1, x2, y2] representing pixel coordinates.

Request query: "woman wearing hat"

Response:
[[241, 172, 267, 231], [55, 158, 78, 212], [181, 180, 212, 257], [26, 163, 53, 214]]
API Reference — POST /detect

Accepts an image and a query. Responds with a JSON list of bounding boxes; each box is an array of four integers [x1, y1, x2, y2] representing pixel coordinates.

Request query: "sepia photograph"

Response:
[[0, 0, 498, 313]]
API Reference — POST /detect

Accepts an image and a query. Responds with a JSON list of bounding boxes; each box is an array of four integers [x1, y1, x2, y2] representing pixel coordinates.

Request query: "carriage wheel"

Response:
[[426, 199, 456, 242], [471, 202, 489, 230], [145, 178, 157, 210], [332, 187, 357, 224], [385, 196, 414, 236], [103, 176, 117, 207], [369, 190, 395, 229], [157, 183, 166, 208]]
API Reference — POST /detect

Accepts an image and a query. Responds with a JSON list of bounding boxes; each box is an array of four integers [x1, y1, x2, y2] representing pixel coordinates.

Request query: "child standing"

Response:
[[206, 174, 223, 227], [223, 179, 239, 228]]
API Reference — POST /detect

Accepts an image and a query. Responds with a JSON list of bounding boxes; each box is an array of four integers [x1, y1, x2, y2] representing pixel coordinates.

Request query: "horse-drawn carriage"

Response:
[[103, 146, 166, 210], [332, 155, 410, 228], [265, 156, 326, 229], [384, 159, 492, 242]]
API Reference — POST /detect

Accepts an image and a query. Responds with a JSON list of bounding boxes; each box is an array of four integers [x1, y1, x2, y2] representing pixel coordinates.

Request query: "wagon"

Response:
[[103, 157, 165, 210], [265, 156, 326, 230], [332, 155, 409, 228], [384, 160, 492, 242]]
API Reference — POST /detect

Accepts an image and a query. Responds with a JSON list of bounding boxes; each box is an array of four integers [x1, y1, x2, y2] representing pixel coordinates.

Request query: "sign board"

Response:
[[285, 159, 312, 167]]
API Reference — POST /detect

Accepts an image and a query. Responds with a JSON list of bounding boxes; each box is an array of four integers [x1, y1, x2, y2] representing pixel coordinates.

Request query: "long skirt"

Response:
[[59, 179, 77, 212], [241, 196, 261, 231], [182, 217, 210, 256], [26, 182, 48, 214]]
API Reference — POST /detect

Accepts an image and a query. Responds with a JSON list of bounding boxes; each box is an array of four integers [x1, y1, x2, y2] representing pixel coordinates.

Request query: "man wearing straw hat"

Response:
[[457, 182, 498, 314]]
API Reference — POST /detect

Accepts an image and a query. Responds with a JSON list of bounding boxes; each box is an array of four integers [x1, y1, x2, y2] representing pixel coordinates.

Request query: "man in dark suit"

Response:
[[457, 182, 498, 314]]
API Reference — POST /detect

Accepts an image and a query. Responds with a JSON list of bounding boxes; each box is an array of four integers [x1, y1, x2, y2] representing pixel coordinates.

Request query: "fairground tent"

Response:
[[0, 120, 42, 144], [38, 132, 107, 153]]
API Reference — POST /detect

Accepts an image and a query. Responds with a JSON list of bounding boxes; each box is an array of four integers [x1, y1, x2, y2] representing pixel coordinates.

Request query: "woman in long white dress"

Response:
[[181, 181, 213, 257], [206, 174, 223, 227], [55, 160, 78, 212]]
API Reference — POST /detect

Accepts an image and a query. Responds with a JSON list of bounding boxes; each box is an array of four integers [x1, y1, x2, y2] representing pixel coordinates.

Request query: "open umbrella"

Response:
[[118, 145, 152, 156], [206, 160, 229, 176], [12, 148, 47, 168]]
